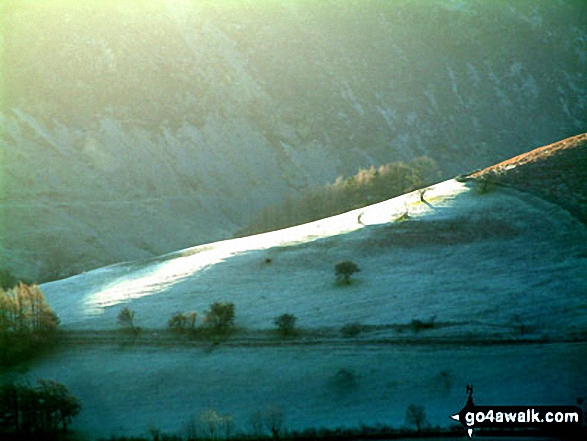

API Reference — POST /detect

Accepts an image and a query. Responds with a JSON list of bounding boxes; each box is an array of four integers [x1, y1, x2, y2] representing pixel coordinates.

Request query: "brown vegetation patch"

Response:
[[468, 133, 587, 224]]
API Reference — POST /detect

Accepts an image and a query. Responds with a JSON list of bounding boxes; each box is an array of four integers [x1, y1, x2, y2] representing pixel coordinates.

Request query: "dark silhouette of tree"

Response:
[[274, 314, 297, 336], [117, 306, 136, 332], [0, 379, 81, 435], [264, 405, 285, 439], [405, 404, 427, 432], [335, 261, 360, 284]]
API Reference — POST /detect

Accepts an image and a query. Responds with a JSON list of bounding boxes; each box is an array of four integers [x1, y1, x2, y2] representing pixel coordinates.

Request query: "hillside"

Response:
[[469, 133, 587, 225], [6, 141, 582, 437], [41, 178, 587, 336], [1, 0, 586, 281]]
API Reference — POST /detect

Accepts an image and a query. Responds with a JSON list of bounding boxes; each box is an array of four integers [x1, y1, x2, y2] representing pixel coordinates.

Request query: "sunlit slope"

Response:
[[42, 179, 587, 337]]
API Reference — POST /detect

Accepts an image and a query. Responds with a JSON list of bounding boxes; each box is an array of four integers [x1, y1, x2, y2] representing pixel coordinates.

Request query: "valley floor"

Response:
[[4, 339, 584, 439]]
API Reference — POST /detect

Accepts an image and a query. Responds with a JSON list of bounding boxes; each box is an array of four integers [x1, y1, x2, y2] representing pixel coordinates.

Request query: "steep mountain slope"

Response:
[[2, 0, 586, 281], [3, 142, 585, 437]]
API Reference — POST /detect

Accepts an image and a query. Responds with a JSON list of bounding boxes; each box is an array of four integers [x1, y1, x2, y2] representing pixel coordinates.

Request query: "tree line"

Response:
[[236, 156, 441, 236], [0, 379, 81, 437], [0, 282, 60, 367]]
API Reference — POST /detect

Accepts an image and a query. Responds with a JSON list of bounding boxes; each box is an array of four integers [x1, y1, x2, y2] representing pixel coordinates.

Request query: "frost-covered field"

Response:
[[42, 179, 587, 336], [19, 342, 586, 438], [17, 178, 587, 437]]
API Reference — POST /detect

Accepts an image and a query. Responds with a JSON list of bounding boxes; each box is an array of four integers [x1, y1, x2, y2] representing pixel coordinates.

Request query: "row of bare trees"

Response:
[[182, 403, 427, 440], [185, 406, 285, 440]]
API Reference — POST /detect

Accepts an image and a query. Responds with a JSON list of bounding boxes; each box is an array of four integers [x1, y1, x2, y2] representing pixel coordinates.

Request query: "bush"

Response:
[[340, 322, 363, 338], [203, 302, 235, 332], [334, 261, 360, 284], [274, 314, 297, 336], [410, 316, 435, 333]]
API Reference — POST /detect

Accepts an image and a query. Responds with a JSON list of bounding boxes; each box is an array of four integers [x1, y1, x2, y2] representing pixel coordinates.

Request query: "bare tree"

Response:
[[221, 413, 234, 439], [405, 404, 427, 432], [264, 405, 285, 439], [249, 410, 265, 437], [117, 307, 136, 332], [199, 409, 221, 439]]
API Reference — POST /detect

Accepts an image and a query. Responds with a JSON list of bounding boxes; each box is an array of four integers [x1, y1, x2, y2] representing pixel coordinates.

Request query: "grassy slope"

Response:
[[42, 179, 587, 337], [9, 174, 586, 438]]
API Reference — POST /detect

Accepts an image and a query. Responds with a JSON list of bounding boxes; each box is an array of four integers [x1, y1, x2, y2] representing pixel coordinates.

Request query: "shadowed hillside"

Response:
[[1, 0, 586, 281]]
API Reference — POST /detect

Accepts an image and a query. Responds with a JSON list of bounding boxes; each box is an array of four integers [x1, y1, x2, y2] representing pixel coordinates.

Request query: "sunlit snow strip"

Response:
[[75, 179, 468, 316]]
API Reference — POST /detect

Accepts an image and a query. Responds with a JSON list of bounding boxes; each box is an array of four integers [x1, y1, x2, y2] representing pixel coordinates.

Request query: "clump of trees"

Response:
[[273, 314, 297, 337], [166, 303, 236, 338], [168, 312, 198, 334], [186, 409, 234, 440], [334, 261, 360, 285], [186, 406, 285, 440], [249, 406, 285, 439], [236, 156, 441, 236], [203, 302, 235, 332], [0, 379, 81, 436], [0, 282, 59, 334], [0, 282, 60, 367]]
